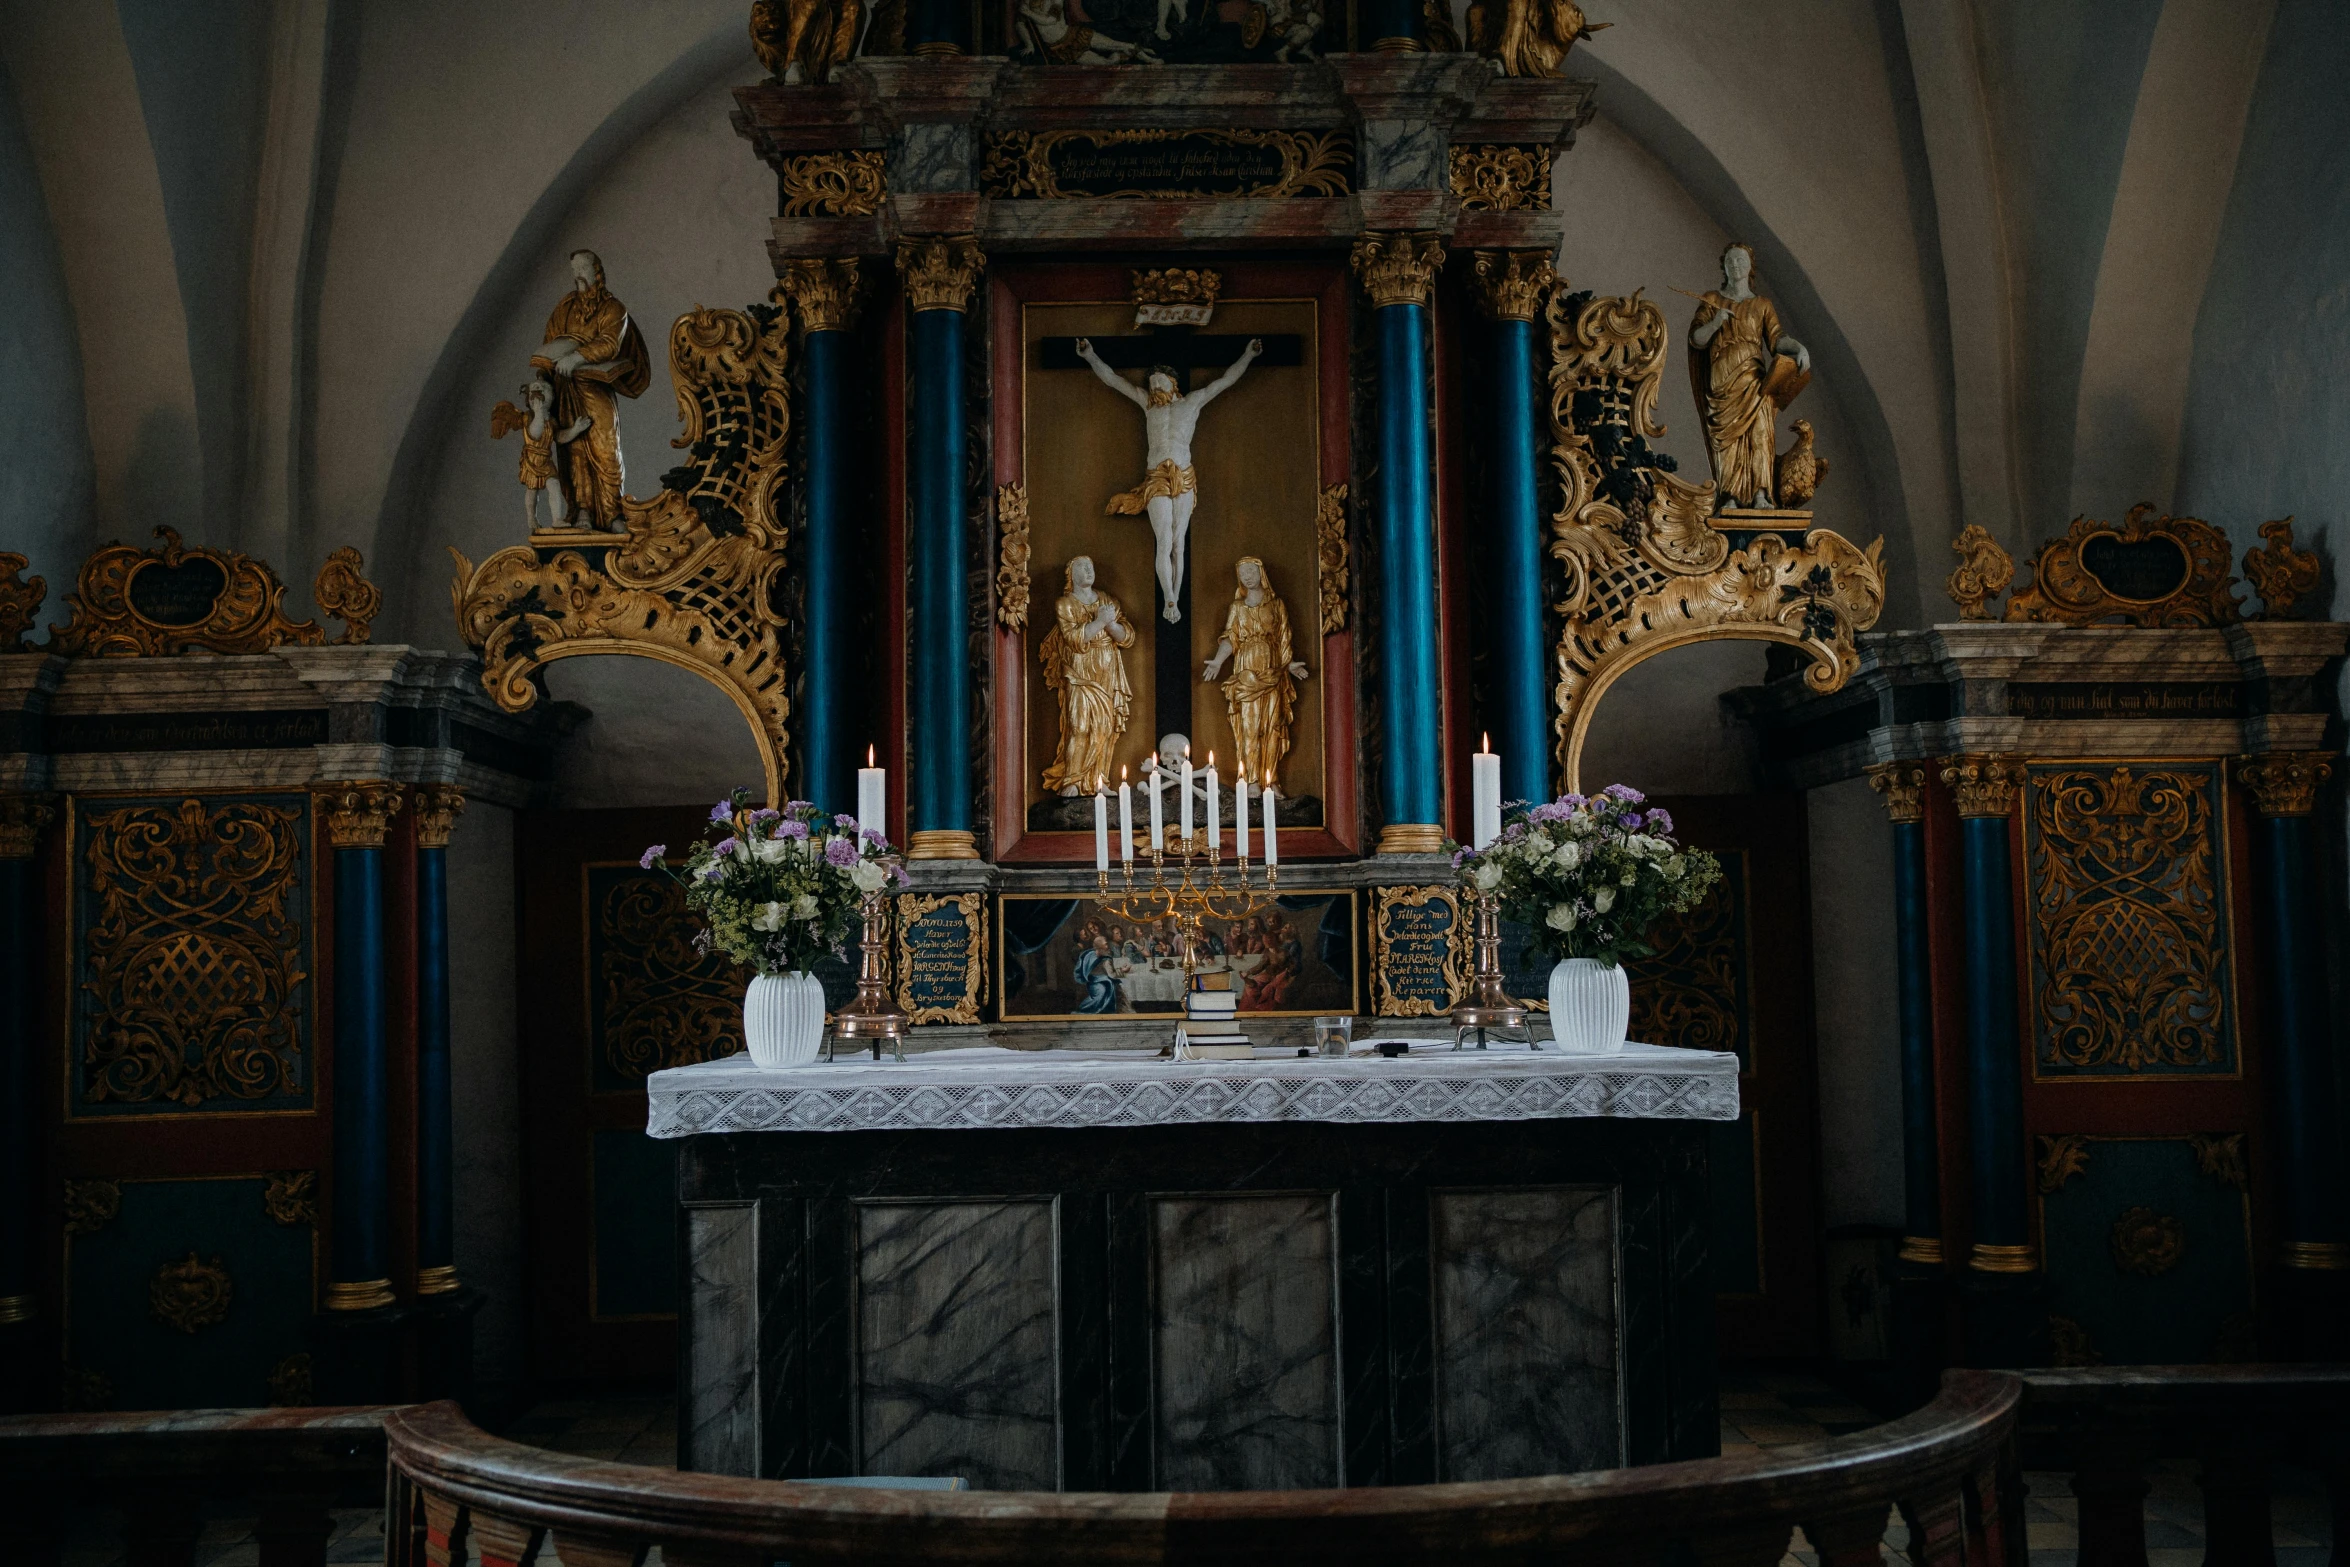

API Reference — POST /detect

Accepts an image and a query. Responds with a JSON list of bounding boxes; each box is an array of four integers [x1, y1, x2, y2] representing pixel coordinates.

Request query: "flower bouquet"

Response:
[[1455, 785, 1721, 1051], [642, 790, 903, 1067]]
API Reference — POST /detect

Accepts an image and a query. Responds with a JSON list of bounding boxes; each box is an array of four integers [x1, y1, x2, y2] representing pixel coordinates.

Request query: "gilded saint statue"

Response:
[[1201, 556, 1309, 791], [1040, 555, 1137, 797], [1686, 243, 1812, 510], [533, 249, 651, 530], [1075, 335, 1262, 622]]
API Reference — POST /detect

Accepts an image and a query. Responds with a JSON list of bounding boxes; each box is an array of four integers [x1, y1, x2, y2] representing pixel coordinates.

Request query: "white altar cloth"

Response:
[[645, 1040, 1739, 1137]]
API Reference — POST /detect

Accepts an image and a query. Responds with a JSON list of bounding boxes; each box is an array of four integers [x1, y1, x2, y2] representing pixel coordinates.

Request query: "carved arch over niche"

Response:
[[1541, 287, 1887, 791], [450, 296, 795, 802]]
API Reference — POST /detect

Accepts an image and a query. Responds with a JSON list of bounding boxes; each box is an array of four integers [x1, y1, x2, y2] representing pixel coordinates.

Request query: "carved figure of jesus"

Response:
[[1075, 335, 1263, 623]]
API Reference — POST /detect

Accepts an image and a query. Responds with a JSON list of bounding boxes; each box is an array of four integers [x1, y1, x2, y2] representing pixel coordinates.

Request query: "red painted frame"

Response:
[[984, 258, 1361, 863]]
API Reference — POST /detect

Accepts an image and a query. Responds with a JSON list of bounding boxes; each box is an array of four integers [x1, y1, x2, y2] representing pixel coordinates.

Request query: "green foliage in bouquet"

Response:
[[641, 790, 901, 977], [1455, 786, 1722, 968]]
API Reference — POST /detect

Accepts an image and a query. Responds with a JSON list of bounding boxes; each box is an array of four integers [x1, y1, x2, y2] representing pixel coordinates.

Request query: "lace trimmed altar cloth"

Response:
[[645, 1040, 1739, 1137]]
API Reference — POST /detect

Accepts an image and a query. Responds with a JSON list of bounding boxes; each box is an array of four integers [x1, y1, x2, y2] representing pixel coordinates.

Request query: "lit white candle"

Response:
[[1180, 749, 1194, 842], [1118, 770, 1134, 865], [1235, 773, 1250, 863], [1149, 758, 1164, 852], [857, 746, 887, 843], [1093, 785, 1109, 873], [1262, 776, 1278, 867], [1472, 734, 1502, 851], [1206, 760, 1219, 848]]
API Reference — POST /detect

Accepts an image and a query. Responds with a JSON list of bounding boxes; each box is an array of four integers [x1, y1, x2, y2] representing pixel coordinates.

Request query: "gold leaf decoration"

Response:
[[2005, 504, 2241, 627], [313, 546, 382, 645], [50, 528, 324, 657], [266, 1352, 315, 1407], [2047, 1315, 2101, 1367], [2188, 1132, 2247, 1189], [150, 1251, 233, 1333], [996, 483, 1032, 631], [598, 873, 747, 1082], [2036, 1134, 2090, 1193], [64, 1180, 122, 1235], [263, 1170, 318, 1227], [0, 551, 45, 651], [2242, 517, 2319, 620], [2109, 1206, 2184, 1277], [778, 151, 885, 217], [981, 129, 1352, 201], [1316, 484, 1349, 635], [1946, 525, 2014, 620], [1449, 145, 1551, 211]]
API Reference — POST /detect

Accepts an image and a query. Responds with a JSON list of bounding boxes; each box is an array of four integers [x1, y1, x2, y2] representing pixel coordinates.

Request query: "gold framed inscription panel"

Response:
[[989, 261, 1360, 863]]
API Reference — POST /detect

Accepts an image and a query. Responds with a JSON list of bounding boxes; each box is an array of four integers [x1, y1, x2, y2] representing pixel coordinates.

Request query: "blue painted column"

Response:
[[325, 784, 401, 1313], [1469, 252, 1554, 809], [1941, 757, 2033, 1272], [904, 0, 969, 53], [0, 797, 55, 1336], [412, 787, 463, 1298], [1359, 0, 1421, 49], [898, 237, 984, 860], [2239, 754, 2347, 1276], [779, 261, 869, 817], [1354, 232, 1447, 855], [1869, 764, 1942, 1265]]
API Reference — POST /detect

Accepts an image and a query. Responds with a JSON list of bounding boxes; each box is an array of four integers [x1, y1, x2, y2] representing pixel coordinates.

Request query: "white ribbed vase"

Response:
[[1547, 958, 1630, 1053], [744, 970, 826, 1068]]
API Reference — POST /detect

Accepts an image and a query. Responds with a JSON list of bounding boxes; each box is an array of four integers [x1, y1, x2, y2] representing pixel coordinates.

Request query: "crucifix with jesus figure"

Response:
[[1038, 324, 1304, 742]]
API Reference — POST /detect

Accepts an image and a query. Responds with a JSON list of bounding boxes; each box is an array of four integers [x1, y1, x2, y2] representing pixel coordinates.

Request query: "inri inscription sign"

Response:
[[1370, 886, 1465, 1017], [897, 892, 985, 1025]]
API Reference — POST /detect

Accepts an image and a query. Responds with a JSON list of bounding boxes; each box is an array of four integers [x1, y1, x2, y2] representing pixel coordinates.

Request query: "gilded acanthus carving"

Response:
[[313, 547, 381, 645], [777, 152, 886, 217], [778, 257, 867, 333], [2236, 752, 2332, 818], [995, 483, 1032, 631], [2242, 517, 2319, 620], [1451, 146, 1552, 211], [2037, 1134, 2090, 1193], [321, 782, 404, 850], [2005, 504, 2240, 627], [51, 528, 325, 658], [1465, 0, 1606, 76], [64, 1180, 121, 1235], [150, 1252, 233, 1333], [452, 297, 796, 802], [896, 236, 985, 313], [1939, 754, 2024, 818], [1316, 484, 1349, 635], [1542, 288, 1885, 789], [0, 794, 56, 861], [1946, 525, 2014, 620], [0, 552, 43, 650], [411, 784, 467, 849], [1468, 250, 1555, 322], [263, 1170, 319, 1227], [1866, 762, 1928, 825], [1351, 232, 1445, 309]]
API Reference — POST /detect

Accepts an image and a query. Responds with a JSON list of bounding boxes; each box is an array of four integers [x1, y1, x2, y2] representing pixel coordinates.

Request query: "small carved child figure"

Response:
[[492, 375, 593, 530]]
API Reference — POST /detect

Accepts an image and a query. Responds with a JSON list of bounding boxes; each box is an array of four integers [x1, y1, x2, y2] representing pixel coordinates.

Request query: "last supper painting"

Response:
[[2, 0, 2347, 1558]]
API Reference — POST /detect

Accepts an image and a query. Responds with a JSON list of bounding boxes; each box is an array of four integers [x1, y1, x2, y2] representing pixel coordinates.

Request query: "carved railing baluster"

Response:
[[251, 1484, 340, 1567], [2071, 1435, 2154, 1567], [1901, 1488, 1969, 1567], [420, 1490, 467, 1567], [2198, 1442, 2278, 1567], [551, 1532, 652, 1567], [1805, 1506, 1893, 1567], [471, 1511, 546, 1567], [1966, 1461, 2014, 1567]]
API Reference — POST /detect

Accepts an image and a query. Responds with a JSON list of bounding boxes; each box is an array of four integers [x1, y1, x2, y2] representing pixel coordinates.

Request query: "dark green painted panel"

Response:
[[2041, 1136, 2252, 1364], [585, 866, 747, 1093], [65, 1176, 315, 1410], [1708, 1112, 1761, 1296], [593, 1130, 679, 1319]]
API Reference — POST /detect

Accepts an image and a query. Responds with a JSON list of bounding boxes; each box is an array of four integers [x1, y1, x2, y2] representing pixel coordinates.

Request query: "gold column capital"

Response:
[[1351, 232, 1446, 310], [1968, 1241, 2036, 1275], [1467, 250, 1555, 322], [411, 785, 467, 850], [895, 236, 985, 314], [1866, 762, 1930, 825], [777, 257, 868, 334], [1938, 755, 2025, 819], [320, 782, 404, 850], [0, 793, 58, 860], [2235, 752, 2334, 818]]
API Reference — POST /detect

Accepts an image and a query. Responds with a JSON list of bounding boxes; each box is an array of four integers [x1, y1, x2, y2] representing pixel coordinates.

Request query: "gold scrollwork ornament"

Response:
[[1316, 485, 1349, 635], [312, 547, 382, 645], [896, 891, 985, 1025], [981, 130, 1351, 201], [267, 1352, 315, 1406], [50, 527, 326, 658], [2188, 1132, 2247, 1189], [2005, 504, 2241, 627], [996, 483, 1033, 631], [263, 1170, 319, 1227], [1369, 885, 1465, 1017], [322, 782, 404, 850], [1946, 525, 2015, 620], [2110, 1206, 2184, 1276], [2236, 752, 2332, 818], [777, 151, 886, 217], [1451, 146, 1552, 212], [0, 551, 44, 650], [1866, 762, 1928, 825], [2242, 517, 2319, 619], [151, 1251, 233, 1333], [0, 793, 57, 861], [2036, 1133, 2090, 1193], [65, 1180, 122, 1235]]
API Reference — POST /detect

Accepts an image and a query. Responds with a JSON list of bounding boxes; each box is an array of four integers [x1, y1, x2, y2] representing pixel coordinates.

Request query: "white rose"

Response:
[[1663, 855, 1686, 879], [1553, 840, 1582, 871], [750, 901, 786, 932], [751, 836, 789, 864], [1545, 903, 1577, 931], [1593, 886, 1616, 913], [1473, 860, 1503, 891], [848, 859, 889, 894], [790, 892, 819, 921], [1620, 869, 1636, 886]]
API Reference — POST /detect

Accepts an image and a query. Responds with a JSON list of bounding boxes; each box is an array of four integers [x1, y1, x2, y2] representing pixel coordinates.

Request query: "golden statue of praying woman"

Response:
[[1686, 242, 1811, 510], [1040, 555, 1136, 796], [1201, 556, 1310, 791]]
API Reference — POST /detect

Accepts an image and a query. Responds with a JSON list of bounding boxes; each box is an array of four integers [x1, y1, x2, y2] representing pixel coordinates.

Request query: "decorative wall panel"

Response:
[[587, 866, 746, 1092], [856, 1199, 1061, 1491], [1627, 849, 1750, 1067], [2037, 1135, 2253, 1365], [72, 795, 313, 1116], [2022, 764, 2236, 1077], [62, 1175, 317, 1410]]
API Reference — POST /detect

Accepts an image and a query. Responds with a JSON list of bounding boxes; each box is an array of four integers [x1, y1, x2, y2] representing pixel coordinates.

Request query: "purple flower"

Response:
[[701, 865, 724, 883], [861, 827, 887, 845], [833, 814, 858, 829], [1646, 808, 1675, 836], [709, 800, 733, 824], [785, 799, 815, 815], [778, 819, 809, 841], [1559, 792, 1587, 811], [714, 837, 739, 856], [1621, 811, 1645, 830], [749, 807, 780, 825], [891, 864, 912, 887], [1529, 801, 1570, 823], [825, 838, 859, 867], [1604, 783, 1646, 804], [638, 844, 666, 869]]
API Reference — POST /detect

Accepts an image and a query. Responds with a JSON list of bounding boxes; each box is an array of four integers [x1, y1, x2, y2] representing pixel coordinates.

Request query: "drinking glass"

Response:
[[1313, 1015, 1354, 1056]]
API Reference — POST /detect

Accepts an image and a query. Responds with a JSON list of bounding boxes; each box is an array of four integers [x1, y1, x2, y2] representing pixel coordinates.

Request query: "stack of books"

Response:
[[1176, 970, 1253, 1060]]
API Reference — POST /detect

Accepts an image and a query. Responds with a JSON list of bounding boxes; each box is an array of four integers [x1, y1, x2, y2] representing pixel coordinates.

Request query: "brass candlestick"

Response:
[[1451, 888, 1531, 1050], [830, 879, 907, 1062], [1096, 825, 1277, 1038]]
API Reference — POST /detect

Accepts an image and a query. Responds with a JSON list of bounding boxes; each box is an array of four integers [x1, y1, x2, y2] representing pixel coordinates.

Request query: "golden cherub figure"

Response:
[[1464, 0, 1608, 78], [751, 0, 868, 84]]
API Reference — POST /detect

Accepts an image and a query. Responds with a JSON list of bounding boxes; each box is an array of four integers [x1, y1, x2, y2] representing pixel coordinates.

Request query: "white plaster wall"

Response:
[[545, 656, 771, 809], [1576, 641, 1767, 796], [1805, 773, 1903, 1229], [444, 799, 525, 1396], [0, 60, 93, 598]]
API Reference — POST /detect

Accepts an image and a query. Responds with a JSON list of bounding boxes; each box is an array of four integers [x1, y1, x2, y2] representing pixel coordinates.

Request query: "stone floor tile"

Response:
[[2026, 1520, 2079, 1548], [1738, 1423, 1832, 1445], [1720, 1391, 1784, 1409]]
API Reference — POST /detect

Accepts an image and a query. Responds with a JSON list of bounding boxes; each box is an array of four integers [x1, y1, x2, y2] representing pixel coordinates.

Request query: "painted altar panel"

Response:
[[998, 889, 1357, 1019]]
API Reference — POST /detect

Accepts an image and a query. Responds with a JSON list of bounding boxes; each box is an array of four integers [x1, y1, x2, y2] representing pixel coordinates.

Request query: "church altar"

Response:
[[656, 1040, 1733, 1490]]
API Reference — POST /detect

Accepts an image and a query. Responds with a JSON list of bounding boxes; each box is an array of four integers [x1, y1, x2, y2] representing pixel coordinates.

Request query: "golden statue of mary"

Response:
[[1040, 555, 1135, 797], [1201, 555, 1311, 790]]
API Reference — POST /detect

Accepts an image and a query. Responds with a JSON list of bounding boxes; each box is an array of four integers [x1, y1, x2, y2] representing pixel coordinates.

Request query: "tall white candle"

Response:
[[1206, 758, 1219, 848], [1180, 751, 1194, 841], [1472, 734, 1502, 851], [1118, 773, 1134, 864], [1093, 787, 1109, 872], [1235, 774, 1250, 863], [1262, 778, 1278, 867], [1149, 759, 1164, 852], [857, 746, 887, 842]]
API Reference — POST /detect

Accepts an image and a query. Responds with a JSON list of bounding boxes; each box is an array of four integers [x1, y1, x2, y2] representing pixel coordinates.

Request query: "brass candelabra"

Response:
[[1451, 887, 1534, 1050], [1095, 826, 1278, 999], [830, 869, 907, 1062]]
